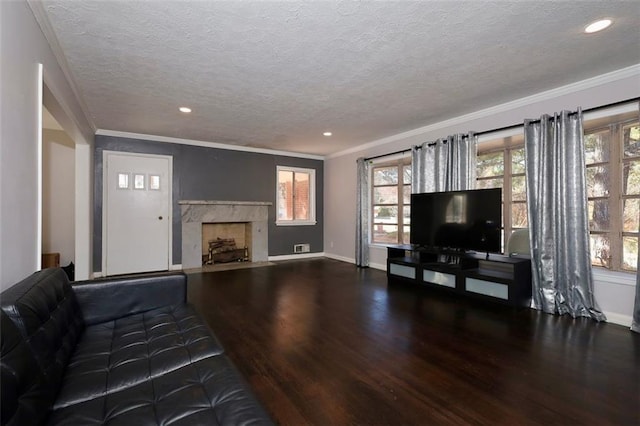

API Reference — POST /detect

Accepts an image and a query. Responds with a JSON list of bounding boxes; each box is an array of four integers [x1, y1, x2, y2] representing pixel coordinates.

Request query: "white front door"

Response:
[[103, 151, 172, 276]]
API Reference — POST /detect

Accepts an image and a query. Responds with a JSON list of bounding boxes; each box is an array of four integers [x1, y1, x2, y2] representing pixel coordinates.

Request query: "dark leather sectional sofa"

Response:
[[0, 268, 273, 425]]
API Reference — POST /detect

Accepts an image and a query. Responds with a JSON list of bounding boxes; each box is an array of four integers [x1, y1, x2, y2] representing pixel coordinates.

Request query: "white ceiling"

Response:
[[39, 1, 640, 156]]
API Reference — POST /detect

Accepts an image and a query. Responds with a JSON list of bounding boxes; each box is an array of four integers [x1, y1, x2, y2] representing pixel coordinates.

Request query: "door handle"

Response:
[[158, 216, 163, 220]]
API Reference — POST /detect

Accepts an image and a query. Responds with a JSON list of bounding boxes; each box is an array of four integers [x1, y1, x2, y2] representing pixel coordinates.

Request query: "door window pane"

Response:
[[117, 173, 129, 189], [590, 234, 611, 268], [511, 149, 526, 174], [623, 124, 640, 158], [623, 199, 640, 232], [403, 185, 411, 204], [403, 206, 411, 225], [585, 131, 610, 164], [373, 206, 398, 223], [294, 172, 310, 220], [373, 167, 398, 185], [622, 236, 638, 271], [373, 225, 398, 244], [586, 166, 610, 197], [512, 176, 526, 201], [373, 186, 398, 204], [588, 200, 610, 231], [149, 175, 160, 190], [476, 178, 503, 190], [622, 161, 640, 195], [134, 174, 145, 190], [277, 170, 293, 220], [512, 203, 528, 228], [477, 152, 504, 177], [403, 166, 412, 184]]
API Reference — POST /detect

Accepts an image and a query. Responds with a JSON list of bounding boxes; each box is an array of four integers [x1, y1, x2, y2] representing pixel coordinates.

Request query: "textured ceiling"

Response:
[[41, 1, 640, 156]]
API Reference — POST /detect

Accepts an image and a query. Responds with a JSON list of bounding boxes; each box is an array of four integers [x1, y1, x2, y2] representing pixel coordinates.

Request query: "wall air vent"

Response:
[[293, 243, 310, 253]]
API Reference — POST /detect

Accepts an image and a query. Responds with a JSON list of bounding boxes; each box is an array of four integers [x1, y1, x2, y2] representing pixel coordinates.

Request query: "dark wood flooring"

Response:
[[186, 258, 639, 426]]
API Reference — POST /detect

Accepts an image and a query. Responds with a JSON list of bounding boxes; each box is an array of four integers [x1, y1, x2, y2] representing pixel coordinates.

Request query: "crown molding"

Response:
[[27, 0, 96, 133], [327, 64, 640, 159], [95, 129, 326, 161]]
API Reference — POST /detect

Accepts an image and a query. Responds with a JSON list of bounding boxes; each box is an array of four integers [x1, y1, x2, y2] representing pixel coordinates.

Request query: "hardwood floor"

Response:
[[186, 258, 639, 425]]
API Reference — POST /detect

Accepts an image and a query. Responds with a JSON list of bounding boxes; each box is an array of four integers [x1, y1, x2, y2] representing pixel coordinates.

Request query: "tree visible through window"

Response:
[[371, 159, 411, 244]]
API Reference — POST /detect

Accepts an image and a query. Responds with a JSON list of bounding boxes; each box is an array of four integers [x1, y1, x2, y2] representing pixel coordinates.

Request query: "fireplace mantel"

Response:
[[180, 200, 272, 269]]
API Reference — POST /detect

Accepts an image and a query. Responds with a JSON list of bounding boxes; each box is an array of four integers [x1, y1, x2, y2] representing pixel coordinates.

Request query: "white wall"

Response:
[[324, 66, 640, 326], [42, 129, 75, 266], [0, 1, 93, 290]]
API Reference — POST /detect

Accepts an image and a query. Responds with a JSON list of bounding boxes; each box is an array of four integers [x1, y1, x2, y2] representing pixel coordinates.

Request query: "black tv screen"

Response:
[[410, 188, 502, 253]]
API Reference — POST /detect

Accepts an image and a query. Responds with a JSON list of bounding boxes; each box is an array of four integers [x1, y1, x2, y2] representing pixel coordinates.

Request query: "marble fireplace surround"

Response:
[[180, 200, 272, 269]]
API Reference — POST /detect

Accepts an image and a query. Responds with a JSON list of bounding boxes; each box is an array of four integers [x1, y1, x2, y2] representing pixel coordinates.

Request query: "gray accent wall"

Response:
[[94, 135, 323, 271]]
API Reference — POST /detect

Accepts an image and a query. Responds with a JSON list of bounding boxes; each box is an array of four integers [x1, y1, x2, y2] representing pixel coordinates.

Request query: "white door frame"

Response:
[[101, 151, 173, 275]]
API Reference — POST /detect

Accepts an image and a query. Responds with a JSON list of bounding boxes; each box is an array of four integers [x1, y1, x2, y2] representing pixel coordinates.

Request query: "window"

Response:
[[476, 136, 526, 250], [371, 158, 411, 244], [276, 166, 316, 225], [585, 114, 639, 271], [475, 109, 639, 272]]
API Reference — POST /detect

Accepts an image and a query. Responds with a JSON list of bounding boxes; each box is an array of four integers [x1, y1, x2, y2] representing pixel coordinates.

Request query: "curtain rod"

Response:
[[365, 148, 412, 162], [363, 97, 639, 161], [475, 97, 639, 134]]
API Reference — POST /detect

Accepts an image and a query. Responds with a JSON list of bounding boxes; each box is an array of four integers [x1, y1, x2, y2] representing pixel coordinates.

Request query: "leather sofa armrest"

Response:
[[71, 272, 187, 325]]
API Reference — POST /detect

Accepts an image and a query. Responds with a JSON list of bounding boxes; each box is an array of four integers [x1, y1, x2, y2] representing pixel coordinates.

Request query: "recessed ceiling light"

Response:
[[323, 132, 332, 137], [179, 107, 192, 113], [584, 19, 612, 34]]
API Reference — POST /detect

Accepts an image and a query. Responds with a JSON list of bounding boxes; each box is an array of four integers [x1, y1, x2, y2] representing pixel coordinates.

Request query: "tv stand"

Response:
[[386, 245, 532, 307]]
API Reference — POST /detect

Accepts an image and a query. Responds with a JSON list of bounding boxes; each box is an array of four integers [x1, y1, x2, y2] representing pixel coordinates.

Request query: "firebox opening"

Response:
[[202, 223, 252, 265]]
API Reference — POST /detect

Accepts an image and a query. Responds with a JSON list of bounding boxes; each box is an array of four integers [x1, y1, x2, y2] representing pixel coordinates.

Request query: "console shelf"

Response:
[[386, 245, 532, 308]]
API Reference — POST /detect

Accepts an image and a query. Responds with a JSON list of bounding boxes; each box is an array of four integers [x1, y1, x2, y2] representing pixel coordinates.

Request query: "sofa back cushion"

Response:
[[1, 269, 84, 389], [1, 311, 53, 425]]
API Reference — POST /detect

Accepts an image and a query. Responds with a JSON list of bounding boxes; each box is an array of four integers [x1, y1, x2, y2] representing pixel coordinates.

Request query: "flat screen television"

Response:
[[410, 188, 502, 253]]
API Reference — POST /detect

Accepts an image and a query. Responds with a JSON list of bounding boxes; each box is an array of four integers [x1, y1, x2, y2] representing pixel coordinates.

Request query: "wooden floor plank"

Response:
[[186, 258, 639, 426]]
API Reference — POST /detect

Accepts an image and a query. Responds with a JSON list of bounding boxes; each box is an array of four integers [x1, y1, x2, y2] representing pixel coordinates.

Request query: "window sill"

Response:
[[592, 267, 636, 287], [369, 243, 405, 249], [276, 220, 317, 226]]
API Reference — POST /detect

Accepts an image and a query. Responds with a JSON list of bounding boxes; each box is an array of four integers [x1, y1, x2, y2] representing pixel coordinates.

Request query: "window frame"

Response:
[[370, 157, 412, 245], [475, 111, 639, 273], [275, 165, 316, 226], [585, 116, 640, 272], [476, 140, 526, 252]]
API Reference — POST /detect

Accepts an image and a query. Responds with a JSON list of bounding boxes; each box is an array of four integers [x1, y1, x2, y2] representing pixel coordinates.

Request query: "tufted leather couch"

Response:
[[0, 268, 273, 425]]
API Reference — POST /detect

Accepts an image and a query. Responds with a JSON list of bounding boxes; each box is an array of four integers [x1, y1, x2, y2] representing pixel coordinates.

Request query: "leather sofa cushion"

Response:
[[1, 312, 53, 426], [72, 272, 187, 326], [1, 269, 84, 391], [54, 304, 225, 409], [47, 355, 272, 426]]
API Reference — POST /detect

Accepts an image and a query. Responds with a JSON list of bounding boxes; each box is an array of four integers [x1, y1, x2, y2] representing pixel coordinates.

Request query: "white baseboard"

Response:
[[268, 252, 325, 261], [92, 264, 182, 278], [369, 262, 386, 271], [603, 311, 633, 328], [323, 253, 355, 264], [322, 253, 385, 270]]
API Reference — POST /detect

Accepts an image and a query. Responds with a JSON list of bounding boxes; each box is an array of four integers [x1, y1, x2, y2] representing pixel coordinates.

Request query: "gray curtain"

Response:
[[632, 208, 640, 332], [524, 109, 606, 321], [355, 157, 370, 267], [412, 132, 477, 193]]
